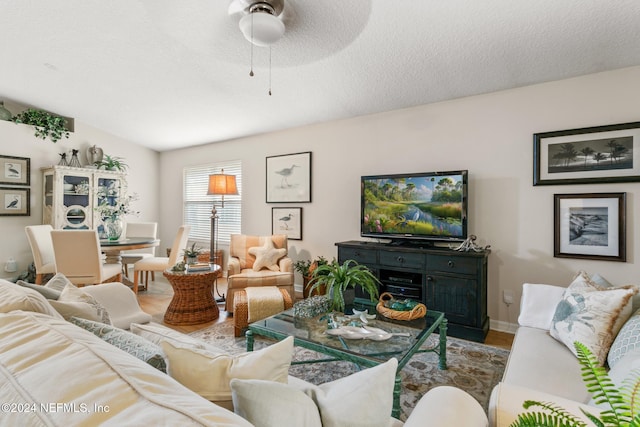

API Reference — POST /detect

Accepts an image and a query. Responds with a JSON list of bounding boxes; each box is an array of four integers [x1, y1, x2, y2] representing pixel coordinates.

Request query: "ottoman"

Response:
[[233, 287, 293, 337]]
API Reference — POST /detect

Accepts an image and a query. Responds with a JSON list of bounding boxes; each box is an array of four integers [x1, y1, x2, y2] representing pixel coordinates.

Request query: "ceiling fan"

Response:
[[228, 0, 287, 47]]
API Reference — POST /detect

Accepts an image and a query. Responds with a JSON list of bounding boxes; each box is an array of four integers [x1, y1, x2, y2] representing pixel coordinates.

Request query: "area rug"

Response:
[[189, 321, 509, 421]]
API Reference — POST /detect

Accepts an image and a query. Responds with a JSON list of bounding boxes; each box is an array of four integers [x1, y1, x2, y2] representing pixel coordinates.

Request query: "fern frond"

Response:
[[515, 400, 588, 427], [574, 342, 628, 424], [510, 411, 577, 427]]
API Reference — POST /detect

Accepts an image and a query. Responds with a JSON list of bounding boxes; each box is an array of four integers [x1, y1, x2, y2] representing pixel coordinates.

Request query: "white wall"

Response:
[[0, 111, 160, 280], [160, 66, 640, 331]]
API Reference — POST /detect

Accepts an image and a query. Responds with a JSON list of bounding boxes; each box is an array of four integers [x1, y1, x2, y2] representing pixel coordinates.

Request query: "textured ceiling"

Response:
[[1, 1, 640, 152]]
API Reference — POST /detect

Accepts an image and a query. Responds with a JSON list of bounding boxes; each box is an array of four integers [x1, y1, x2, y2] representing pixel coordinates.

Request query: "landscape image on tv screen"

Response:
[[362, 172, 466, 240]]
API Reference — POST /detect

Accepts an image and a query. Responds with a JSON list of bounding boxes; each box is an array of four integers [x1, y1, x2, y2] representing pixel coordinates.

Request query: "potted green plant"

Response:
[[307, 259, 380, 313], [95, 154, 128, 172], [510, 341, 640, 427], [11, 108, 70, 143], [183, 243, 202, 265], [294, 256, 329, 298]]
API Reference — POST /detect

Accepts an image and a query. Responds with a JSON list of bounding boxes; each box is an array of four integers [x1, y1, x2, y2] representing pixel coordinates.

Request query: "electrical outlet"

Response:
[[503, 290, 514, 305]]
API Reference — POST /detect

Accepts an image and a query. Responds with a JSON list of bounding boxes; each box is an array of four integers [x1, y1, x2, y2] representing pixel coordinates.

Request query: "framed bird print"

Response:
[[0, 155, 30, 186], [266, 151, 312, 203], [272, 207, 302, 240], [0, 187, 30, 216]]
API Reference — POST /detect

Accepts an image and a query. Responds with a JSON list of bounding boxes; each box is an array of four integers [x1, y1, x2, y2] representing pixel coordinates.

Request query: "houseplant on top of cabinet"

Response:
[[307, 259, 380, 313], [11, 108, 70, 143], [95, 155, 128, 172]]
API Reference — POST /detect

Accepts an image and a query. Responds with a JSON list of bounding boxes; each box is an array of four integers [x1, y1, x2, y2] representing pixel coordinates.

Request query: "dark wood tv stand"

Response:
[[336, 240, 489, 342]]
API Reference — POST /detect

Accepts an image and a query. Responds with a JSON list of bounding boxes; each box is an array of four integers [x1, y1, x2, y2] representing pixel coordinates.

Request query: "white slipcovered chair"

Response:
[[121, 221, 158, 285], [51, 229, 122, 286], [24, 224, 56, 284], [133, 225, 190, 294]]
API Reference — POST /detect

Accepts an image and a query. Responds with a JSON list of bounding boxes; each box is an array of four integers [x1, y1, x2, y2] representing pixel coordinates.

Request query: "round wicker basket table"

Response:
[[162, 265, 221, 325]]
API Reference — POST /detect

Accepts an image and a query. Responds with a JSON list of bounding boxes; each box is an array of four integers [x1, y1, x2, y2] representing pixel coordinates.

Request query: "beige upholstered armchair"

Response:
[[225, 234, 294, 313]]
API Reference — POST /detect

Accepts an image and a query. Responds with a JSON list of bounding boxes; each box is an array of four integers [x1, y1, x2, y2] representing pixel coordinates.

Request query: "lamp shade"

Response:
[[239, 11, 285, 47], [207, 174, 238, 196]]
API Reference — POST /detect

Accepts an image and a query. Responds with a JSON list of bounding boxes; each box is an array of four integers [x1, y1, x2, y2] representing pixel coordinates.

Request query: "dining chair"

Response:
[[121, 221, 158, 286], [133, 225, 191, 294], [24, 224, 57, 285], [51, 229, 123, 286]]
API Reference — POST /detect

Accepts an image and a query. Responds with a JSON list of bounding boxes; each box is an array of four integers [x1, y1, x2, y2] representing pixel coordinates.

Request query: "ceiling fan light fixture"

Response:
[[239, 6, 285, 46]]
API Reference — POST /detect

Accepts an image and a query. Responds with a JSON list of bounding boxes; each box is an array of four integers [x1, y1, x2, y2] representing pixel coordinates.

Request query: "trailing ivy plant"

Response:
[[510, 341, 640, 427], [11, 108, 70, 143]]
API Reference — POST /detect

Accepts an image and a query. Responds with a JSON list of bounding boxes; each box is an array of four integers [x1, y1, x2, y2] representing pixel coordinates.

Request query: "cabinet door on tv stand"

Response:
[[426, 274, 477, 327]]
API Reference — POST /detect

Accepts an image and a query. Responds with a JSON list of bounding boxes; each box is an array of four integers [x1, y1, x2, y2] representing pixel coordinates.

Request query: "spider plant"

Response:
[[510, 341, 640, 427], [307, 259, 380, 313]]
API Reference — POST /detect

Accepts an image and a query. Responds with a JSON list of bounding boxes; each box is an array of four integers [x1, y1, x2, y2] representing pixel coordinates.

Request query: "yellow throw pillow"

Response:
[[160, 336, 293, 402]]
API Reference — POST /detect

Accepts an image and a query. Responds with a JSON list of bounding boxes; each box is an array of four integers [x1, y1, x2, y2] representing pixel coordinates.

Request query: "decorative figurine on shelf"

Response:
[[87, 145, 103, 166], [58, 152, 68, 166], [68, 149, 82, 167], [451, 235, 491, 252]]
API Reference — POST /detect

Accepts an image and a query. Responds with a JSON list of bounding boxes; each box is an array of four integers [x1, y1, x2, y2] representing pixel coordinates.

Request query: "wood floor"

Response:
[[136, 275, 514, 350]]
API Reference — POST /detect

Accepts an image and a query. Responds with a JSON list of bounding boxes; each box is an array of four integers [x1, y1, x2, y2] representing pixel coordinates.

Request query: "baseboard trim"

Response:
[[490, 319, 518, 334]]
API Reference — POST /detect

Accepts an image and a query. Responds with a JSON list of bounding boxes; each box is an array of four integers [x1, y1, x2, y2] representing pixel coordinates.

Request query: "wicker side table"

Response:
[[163, 265, 221, 325]]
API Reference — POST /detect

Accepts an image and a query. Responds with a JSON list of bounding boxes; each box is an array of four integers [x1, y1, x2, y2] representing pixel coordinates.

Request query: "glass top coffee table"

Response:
[[246, 307, 447, 418]]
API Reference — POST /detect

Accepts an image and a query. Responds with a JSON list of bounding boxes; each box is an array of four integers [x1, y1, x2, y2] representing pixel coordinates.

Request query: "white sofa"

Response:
[[0, 278, 488, 426], [488, 273, 640, 426]]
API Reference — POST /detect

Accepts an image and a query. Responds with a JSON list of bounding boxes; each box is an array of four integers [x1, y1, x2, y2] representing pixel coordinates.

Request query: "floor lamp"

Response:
[[207, 169, 238, 302]]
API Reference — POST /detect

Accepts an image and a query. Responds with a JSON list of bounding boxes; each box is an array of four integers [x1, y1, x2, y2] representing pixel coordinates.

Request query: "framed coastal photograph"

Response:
[[0, 187, 30, 216], [554, 193, 625, 262], [272, 207, 302, 240], [0, 155, 30, 186], [266, 151, 312, 203], [534, 121, 640, 186]]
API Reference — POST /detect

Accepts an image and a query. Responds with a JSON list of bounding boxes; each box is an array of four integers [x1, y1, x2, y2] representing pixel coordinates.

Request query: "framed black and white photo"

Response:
[[534, 121, 640, 186], [0, 187, 30, 216], [266, 151, 311, 203], [272, 207, 302, 240], [0, 155, 30, 186], [554, 193, 625, 262]]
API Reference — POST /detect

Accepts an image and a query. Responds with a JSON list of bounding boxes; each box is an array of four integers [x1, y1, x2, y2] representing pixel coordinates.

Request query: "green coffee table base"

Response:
[[246, 314, 447, 418]]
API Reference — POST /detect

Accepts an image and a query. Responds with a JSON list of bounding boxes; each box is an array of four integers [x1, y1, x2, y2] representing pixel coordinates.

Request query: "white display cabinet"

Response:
[[42, 166, 126, 237]]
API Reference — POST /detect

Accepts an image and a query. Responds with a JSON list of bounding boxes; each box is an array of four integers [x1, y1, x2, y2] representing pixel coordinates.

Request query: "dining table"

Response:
[[100, 237, 160, 287]]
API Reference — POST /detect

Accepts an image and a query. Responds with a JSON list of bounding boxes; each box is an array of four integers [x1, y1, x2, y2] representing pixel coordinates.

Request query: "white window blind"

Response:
[[183, 160, 242, 245]]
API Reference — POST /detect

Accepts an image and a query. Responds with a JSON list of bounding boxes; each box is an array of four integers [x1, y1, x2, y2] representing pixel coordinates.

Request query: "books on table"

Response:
[[187, 263, 211, 272]]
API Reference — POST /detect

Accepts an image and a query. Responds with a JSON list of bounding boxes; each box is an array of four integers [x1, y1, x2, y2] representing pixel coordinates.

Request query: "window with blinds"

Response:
[[183, 161, 242, 245]]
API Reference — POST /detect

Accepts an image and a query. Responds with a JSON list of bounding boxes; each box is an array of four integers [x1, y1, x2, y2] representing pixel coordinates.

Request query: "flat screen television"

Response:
[[361, 170, 468, 245]]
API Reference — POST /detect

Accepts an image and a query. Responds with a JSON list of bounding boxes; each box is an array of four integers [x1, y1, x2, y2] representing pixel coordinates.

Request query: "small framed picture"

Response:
[[0, 155, 30, 186], [272, 207, 302, 240], [266, 151, 312, 203], [534, 121, 640, 186], [554, 193, 625, 262], [0, 187, 30, 216]]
